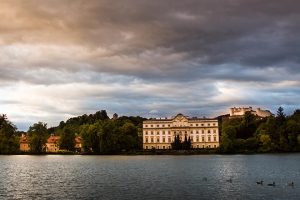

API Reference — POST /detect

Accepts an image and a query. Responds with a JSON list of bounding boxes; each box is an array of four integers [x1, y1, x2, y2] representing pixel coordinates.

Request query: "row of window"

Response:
[[144, 129, 218, 135], [144, 144, 218, 149], [144, 123, 217, 128], [144, 136, 218, 143]]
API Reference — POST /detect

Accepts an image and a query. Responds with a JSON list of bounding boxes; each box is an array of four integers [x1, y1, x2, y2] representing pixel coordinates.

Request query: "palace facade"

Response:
[[143, 113, 219, 150]]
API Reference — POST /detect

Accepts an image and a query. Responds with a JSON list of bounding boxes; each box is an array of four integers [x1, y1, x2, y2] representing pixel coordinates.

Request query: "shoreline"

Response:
[[2, 150, 300, 156]]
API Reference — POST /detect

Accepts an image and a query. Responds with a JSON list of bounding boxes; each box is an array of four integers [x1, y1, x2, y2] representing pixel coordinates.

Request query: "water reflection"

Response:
[[0, 154, 299, 199]]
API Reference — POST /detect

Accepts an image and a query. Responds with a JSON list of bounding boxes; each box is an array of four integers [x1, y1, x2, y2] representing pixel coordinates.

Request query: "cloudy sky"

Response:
[[1, 0, 300, 130]]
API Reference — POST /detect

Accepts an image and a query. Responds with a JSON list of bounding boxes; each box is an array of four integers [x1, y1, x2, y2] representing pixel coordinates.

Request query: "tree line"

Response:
[[0, 111, 145, 154], [0, 108, 300, 154]]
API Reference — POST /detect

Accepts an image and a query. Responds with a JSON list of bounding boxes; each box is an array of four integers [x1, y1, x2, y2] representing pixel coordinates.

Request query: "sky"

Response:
[[1, 0, 300, 130]]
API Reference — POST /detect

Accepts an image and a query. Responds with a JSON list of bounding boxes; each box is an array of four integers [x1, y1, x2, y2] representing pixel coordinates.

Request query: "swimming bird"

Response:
[[226, 178, 232, 183], [202, 177, 208, 181], [256, 180, 263, 185], [267, 182, 275, 186], [288, 182, 294, 187]]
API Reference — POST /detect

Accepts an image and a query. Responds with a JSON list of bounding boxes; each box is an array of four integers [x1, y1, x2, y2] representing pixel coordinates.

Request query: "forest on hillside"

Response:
[[220, 107, 300, 153]]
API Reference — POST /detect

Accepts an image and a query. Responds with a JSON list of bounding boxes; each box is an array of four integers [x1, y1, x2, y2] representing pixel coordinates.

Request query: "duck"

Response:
[[256, 180, 263, 185], [267, 182, 275, 186], [288, 182, 294, 187], [226, 178, 232, 183], [202, 177, 208, 181]]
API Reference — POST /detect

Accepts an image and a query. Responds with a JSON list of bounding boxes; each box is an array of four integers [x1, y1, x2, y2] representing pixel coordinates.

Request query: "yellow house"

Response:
[[46, 135, 60, 152], [75, 136, 82, 152], [20, 134, 30, 152]]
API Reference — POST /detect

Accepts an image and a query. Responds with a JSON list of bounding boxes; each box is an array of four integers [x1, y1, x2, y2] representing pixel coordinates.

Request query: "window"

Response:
[[196, 131, 199, 134], [201, 124, 204, 126], [157, 131, 159, 135], [208, 124, 210, 126], [202, 130, 204, 134], [168, 124, 170, 127], [145, 131, 148, 135], [157, 146, 159, 149], [145, 137, 148, 143], [202, 136, 205, 142], [190, 124, 193, 126], [151, 131, 153, 135], [168, 137, 171, 142], [163, 137, 165, 143], [151, 125, 153, 127], [208, 136, 211, 142], [146, 146, 148, 149], [157, 138, 160, 143], [196, 124, 198, 126], [162, 125, 165, 127], [191, 137, 194, 142], [163, 146, 165, 149], [208, 145, 211, 148], [162, 131, 165, 135], [151, 138, 154, 143], [157, 124, 159, 127], [196, 136, 199, 142], [214, 145, 216, 148], [208, 130, 211, 134], [214, 136, 217, 142], [213, 123, 216, 126], [213, 129, 216, 133], [197, 145, 199, 148], [145, 125, 148, 127]]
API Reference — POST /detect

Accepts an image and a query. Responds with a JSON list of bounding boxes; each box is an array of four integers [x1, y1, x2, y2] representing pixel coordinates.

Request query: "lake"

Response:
[[0, 154, 299, 199]]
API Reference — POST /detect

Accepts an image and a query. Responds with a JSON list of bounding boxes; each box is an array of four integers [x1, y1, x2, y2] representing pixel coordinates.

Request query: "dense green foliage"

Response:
[[1, 107, 300, 154], [50, 110, 145, 154], [171, 135, 192, 150], [27, 122, 48, 153], [0, 115, 19, 154], [220, 107, 300, 153], [59, 127, 76, 151]]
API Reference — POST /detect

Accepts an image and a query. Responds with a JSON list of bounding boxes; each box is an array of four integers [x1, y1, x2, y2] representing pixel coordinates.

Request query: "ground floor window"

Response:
[[146, 146, 148, 149]]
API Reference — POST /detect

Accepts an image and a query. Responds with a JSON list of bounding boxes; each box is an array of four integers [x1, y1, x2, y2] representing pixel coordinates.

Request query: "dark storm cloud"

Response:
[[1, 0, 300, 129], [1, 0, 300, 82]]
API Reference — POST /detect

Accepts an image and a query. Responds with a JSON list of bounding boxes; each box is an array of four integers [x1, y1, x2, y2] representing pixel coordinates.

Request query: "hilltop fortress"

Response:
[[229, 107, 273, 118]]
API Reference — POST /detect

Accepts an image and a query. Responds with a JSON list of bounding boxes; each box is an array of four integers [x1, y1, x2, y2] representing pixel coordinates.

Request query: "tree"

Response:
[[259, 134, 272, 152], [28, 122, 48, 153], [0, 114, 19, 154], [59, 127, 76, 151], [220, 125, 237, 153], [182, 135, 191, 150], [171, 135, 182, 150], [276, 106, 286, 126]]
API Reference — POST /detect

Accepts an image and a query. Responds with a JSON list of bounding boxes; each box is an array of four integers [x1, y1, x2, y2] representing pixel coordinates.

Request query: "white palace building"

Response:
[[143, 113, 219, 150]]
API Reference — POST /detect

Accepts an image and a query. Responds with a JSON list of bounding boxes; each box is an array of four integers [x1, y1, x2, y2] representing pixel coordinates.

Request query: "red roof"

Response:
[[47, 135, 60, 143], [20, 135, 28, 143], [75, 136, 81, 144]]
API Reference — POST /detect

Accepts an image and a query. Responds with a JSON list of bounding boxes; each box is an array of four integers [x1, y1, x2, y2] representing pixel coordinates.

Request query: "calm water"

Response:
[[0, 154, 299, 200]]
